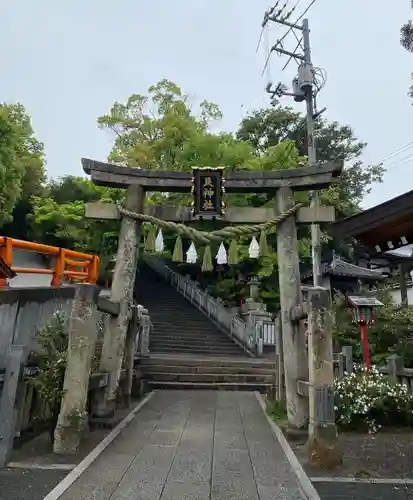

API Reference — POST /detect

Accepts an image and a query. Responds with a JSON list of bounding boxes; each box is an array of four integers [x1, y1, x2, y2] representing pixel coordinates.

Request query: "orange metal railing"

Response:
[[0, 236, 100, 288]]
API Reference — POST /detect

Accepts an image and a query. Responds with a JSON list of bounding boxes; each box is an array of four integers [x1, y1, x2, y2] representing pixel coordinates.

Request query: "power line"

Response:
[[261, 0, 317, 77], [384, 153, 413, 170], [377, 141, 413, 164], [257, 2, 282, 53], [267, 0, 317, 57]]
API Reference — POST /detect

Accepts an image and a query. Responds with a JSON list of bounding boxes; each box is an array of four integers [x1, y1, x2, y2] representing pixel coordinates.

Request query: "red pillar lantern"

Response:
[[347, 296, 383, 369]]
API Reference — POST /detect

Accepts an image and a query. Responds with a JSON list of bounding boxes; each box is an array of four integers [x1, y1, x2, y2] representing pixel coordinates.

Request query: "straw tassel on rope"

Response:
[[172, 235, 184, 262], [202, 245, 213, 272], [228, 239, 239, 265], [145, 225, 156, 252], [259, 229, 269, 257]]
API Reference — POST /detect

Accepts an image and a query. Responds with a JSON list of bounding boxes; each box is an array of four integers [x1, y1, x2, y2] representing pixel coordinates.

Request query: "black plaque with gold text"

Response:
[[192, 168, 224, 218]]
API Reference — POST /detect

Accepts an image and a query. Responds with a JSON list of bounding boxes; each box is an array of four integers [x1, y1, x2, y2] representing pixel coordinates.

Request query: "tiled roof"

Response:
[[301, 258, 385, 281]]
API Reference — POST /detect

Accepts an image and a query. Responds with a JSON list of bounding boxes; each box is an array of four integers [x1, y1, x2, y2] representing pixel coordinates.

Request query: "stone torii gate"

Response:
[[83, 157, 342, 465]]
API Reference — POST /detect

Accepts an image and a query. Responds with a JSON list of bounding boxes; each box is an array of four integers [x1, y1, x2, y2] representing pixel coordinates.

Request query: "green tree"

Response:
[[98, 78, 261, 172], [0, 103, 45, 229], [29, 176, 121, 258], [237, 106, 384, 217], [401, 6, 413, 100]]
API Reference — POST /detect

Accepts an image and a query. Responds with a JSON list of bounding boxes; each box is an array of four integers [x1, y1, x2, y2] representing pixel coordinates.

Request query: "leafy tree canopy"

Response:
[[29, 176, 121, 257], [97, 79, 303, 177], [97, 80, 309, 292], [0, 103, 45, 227], [237, 106, 384, 217]]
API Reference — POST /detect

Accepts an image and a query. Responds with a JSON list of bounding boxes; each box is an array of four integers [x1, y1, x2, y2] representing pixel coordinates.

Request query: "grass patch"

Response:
[[266, 398, 288, 424]]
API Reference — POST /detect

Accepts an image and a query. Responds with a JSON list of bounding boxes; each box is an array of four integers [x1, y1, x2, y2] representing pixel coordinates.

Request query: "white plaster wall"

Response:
[[389, 287, 413, 306]]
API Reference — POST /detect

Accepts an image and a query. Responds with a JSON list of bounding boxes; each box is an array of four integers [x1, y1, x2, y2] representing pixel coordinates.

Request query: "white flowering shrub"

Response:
[[334, 365, 413, 433]]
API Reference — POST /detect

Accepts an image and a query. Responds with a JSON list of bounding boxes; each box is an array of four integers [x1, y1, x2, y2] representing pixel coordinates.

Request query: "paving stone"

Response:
[[111, 445, 177, 500], [44, 391, 308, 500], [211, 448, 260, 500], [160, 481, 210, 500], [147, 429, 184, 446], [167, 449, 212, 484], [58, 452, 138, 500]]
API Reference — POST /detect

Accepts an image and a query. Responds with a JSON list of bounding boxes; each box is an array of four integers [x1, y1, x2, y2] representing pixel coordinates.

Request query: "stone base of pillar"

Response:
[[132, 374, 146, 399], [53, 411, 88, 455], [307, 423, 342, 469], [117, 392, 131, 410], [90, 394, 116, 419]]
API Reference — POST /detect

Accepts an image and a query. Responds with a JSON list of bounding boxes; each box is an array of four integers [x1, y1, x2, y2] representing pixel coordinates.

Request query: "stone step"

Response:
[[151, 330, 220, 336], [139, 356, 275, 369], [149, 343, 239, 351], [149, 335, 236, 345], [140, 363, 275, 375], [142, 372, 275, 383], [150, 317, 220, 324], [150, 313, 218, 320], [149, 346, 242, 355], [151, 317, 223, 325], [146, 380, 272, 391], [150, 326, 223, 334], [149, 344, 239, 356], [138, 298, 196, 304], [149, 340, 241, 350]]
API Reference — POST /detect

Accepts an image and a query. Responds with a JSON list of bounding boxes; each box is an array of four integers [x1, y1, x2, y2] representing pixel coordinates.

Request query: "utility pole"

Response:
[[302, 19, 322, 287], [263, 7, 324, 286]]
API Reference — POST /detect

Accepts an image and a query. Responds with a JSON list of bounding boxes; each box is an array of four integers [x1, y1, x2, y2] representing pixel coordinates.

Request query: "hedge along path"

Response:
[[117, 202, 303, 271]]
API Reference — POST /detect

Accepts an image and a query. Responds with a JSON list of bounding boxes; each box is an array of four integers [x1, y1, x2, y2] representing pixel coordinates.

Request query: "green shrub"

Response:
[[267, 399, 287, 423], [28, 311, 68, 419]]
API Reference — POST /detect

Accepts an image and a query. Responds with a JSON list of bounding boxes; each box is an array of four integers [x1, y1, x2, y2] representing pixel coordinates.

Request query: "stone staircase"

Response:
[[140, 355, 276, 391], [135, 264, 276, 391]]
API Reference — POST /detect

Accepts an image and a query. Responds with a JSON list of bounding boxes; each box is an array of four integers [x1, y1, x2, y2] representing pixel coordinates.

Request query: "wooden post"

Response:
[[137, 306, 150, 357], [387, 354, 404, 381], [0, 344, 24, 467], [275, 316, 285, 403], [275, 187, 308, 428], [307, 287, 342, 469], [342, 345, 353, 375], [96, 185, 145, 416], [118, 305, 138, 408], [54, 284, 98, 454], [399, 262, 408, 307], [335, 352, 344, 379]]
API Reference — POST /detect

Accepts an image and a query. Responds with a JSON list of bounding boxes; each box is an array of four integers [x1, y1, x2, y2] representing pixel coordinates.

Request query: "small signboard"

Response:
[[192, 167, 224, 219], [347, 296, 384, 308]]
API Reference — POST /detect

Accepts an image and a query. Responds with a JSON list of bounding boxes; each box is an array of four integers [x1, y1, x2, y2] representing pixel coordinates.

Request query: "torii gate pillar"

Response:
[[94, 185, 145, 417]]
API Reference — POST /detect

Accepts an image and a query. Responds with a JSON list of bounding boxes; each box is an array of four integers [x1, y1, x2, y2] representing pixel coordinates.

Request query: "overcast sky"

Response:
[[2, 0, 412, 208]]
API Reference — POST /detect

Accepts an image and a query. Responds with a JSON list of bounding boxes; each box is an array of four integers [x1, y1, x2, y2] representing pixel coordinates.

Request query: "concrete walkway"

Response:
[[56, 391, 307, 500]]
